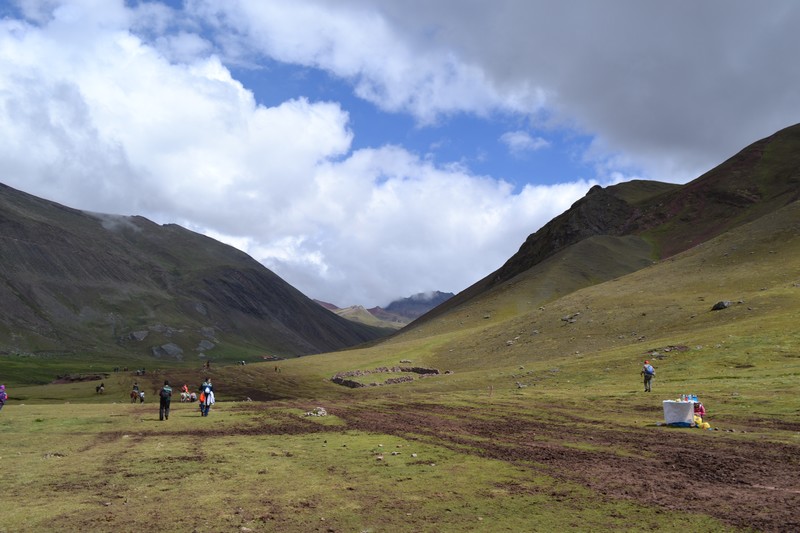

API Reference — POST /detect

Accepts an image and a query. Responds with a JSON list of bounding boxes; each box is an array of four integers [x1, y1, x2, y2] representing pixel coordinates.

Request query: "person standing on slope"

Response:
[[641, 360, 655, 392], [159, 380, 172, 421]]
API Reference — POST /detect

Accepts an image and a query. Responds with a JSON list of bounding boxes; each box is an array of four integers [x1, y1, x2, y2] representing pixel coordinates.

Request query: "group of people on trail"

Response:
[[132, 377, 215, 420], [126, 377, 215, 420], [131, 382, 145, 403]]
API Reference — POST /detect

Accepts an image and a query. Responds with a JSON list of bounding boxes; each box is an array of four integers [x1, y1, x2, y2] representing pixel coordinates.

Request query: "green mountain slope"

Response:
[[414, 123, 800, 328], [0, 183, 388, 371]]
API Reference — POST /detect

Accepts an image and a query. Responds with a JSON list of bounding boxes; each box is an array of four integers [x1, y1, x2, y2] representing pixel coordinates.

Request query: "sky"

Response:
[[1, 1, 799, 308]]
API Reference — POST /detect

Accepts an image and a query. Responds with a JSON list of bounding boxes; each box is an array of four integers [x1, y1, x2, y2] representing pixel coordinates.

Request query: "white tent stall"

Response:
[[662, 400, 694, 427]]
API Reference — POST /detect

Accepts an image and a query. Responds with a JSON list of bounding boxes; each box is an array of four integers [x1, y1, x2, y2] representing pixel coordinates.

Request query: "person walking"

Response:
[[641, 360, 655, 392], [0, 384, 7, 412], [199, 377, 214, 416], [159, 380, 172, 421]]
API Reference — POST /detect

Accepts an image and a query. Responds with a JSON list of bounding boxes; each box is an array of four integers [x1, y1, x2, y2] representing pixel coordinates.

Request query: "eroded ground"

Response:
[[218, 399, 800, 532]]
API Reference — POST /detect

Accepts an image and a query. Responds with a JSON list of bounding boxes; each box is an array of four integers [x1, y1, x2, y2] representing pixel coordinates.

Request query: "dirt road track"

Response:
[[330, 401, 800, 532]]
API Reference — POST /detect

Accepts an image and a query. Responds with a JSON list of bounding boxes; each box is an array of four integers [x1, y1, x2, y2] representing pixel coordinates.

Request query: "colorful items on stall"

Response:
[[663, 394, 710, 428]]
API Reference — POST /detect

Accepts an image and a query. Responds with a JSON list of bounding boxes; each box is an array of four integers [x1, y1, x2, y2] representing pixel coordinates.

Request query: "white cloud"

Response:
[[500, 131, 550, 156], [186, 0, 545, 124], [5, 0, 798, 309], [246, 145, 591, 306], [0, 0, 591, 307], [188, 0, 800, 181]]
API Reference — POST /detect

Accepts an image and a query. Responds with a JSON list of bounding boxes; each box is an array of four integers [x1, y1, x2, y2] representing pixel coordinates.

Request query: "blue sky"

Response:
[[1, 1, 799, 307], [229, 58, 595, 189]]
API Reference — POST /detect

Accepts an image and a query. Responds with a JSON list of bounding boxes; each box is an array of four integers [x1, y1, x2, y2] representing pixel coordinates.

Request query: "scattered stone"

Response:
[[197, 339, 216, 351], [331, 366, 442, 388], [561, 312, 580, 324], [130, 330, 148, 341], [151, 342, 184, 359], [304, 407, 328, 417], [711, 300, 732, 311], [43, 452, 66, 459]]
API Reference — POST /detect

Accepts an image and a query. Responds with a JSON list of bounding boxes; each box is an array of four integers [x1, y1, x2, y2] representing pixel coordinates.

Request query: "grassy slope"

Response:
[[9, 199, 799, 407], [3, 202, 800, 531], [332, 305, 405, 330]]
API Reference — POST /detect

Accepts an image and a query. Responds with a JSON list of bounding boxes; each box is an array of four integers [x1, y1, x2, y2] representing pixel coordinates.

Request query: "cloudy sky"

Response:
[[1, 1, 799, 307]]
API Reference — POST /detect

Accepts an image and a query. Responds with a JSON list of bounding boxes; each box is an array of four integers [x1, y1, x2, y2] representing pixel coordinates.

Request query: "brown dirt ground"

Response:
[[198, 400, 799, 532]]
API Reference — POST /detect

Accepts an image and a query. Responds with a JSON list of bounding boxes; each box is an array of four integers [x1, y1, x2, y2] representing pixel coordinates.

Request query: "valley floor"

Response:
[[2, 395, 798, 532]]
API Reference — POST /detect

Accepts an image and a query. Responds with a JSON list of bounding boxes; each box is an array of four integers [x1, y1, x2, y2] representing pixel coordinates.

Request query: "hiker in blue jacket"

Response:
[[641, 360, 655, 392], [199, 377, 214, 416], [159, 380, 172, 421]]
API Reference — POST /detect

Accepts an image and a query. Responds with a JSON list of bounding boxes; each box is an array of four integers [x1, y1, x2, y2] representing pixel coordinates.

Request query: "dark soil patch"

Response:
[[139, 400, 799, 531], [329, 401, 800, 532]]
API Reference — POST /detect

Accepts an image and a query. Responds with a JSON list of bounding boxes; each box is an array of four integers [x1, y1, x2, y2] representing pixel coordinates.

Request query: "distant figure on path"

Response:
[[159, 380, 172, 421], [641, 360, 655, 392], [0, 385, 7, 412]]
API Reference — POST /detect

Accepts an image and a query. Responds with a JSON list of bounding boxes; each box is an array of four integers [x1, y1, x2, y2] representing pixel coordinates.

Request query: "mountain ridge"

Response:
[[315, 291, 454, 329], [410, 123, 800, 328], [0, 183, 388, 366]]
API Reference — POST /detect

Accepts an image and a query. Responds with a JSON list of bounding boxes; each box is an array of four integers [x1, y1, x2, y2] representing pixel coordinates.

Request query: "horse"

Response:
[[130, 390, 138, 403]]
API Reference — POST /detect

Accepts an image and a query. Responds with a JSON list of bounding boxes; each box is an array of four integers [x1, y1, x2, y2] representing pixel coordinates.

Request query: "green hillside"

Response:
[[3, 126, 800, 531], [0, 183, 388, 377], [4, 198, 799, 532]]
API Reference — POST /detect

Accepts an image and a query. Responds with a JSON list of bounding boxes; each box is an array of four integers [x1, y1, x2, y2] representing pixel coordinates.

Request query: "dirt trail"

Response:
[[327, 401, 800, 532], [193, 399, 800, 531]]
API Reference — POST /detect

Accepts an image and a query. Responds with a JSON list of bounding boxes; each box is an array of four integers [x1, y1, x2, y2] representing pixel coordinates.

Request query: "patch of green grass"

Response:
[[0, 402, 730, 532]]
